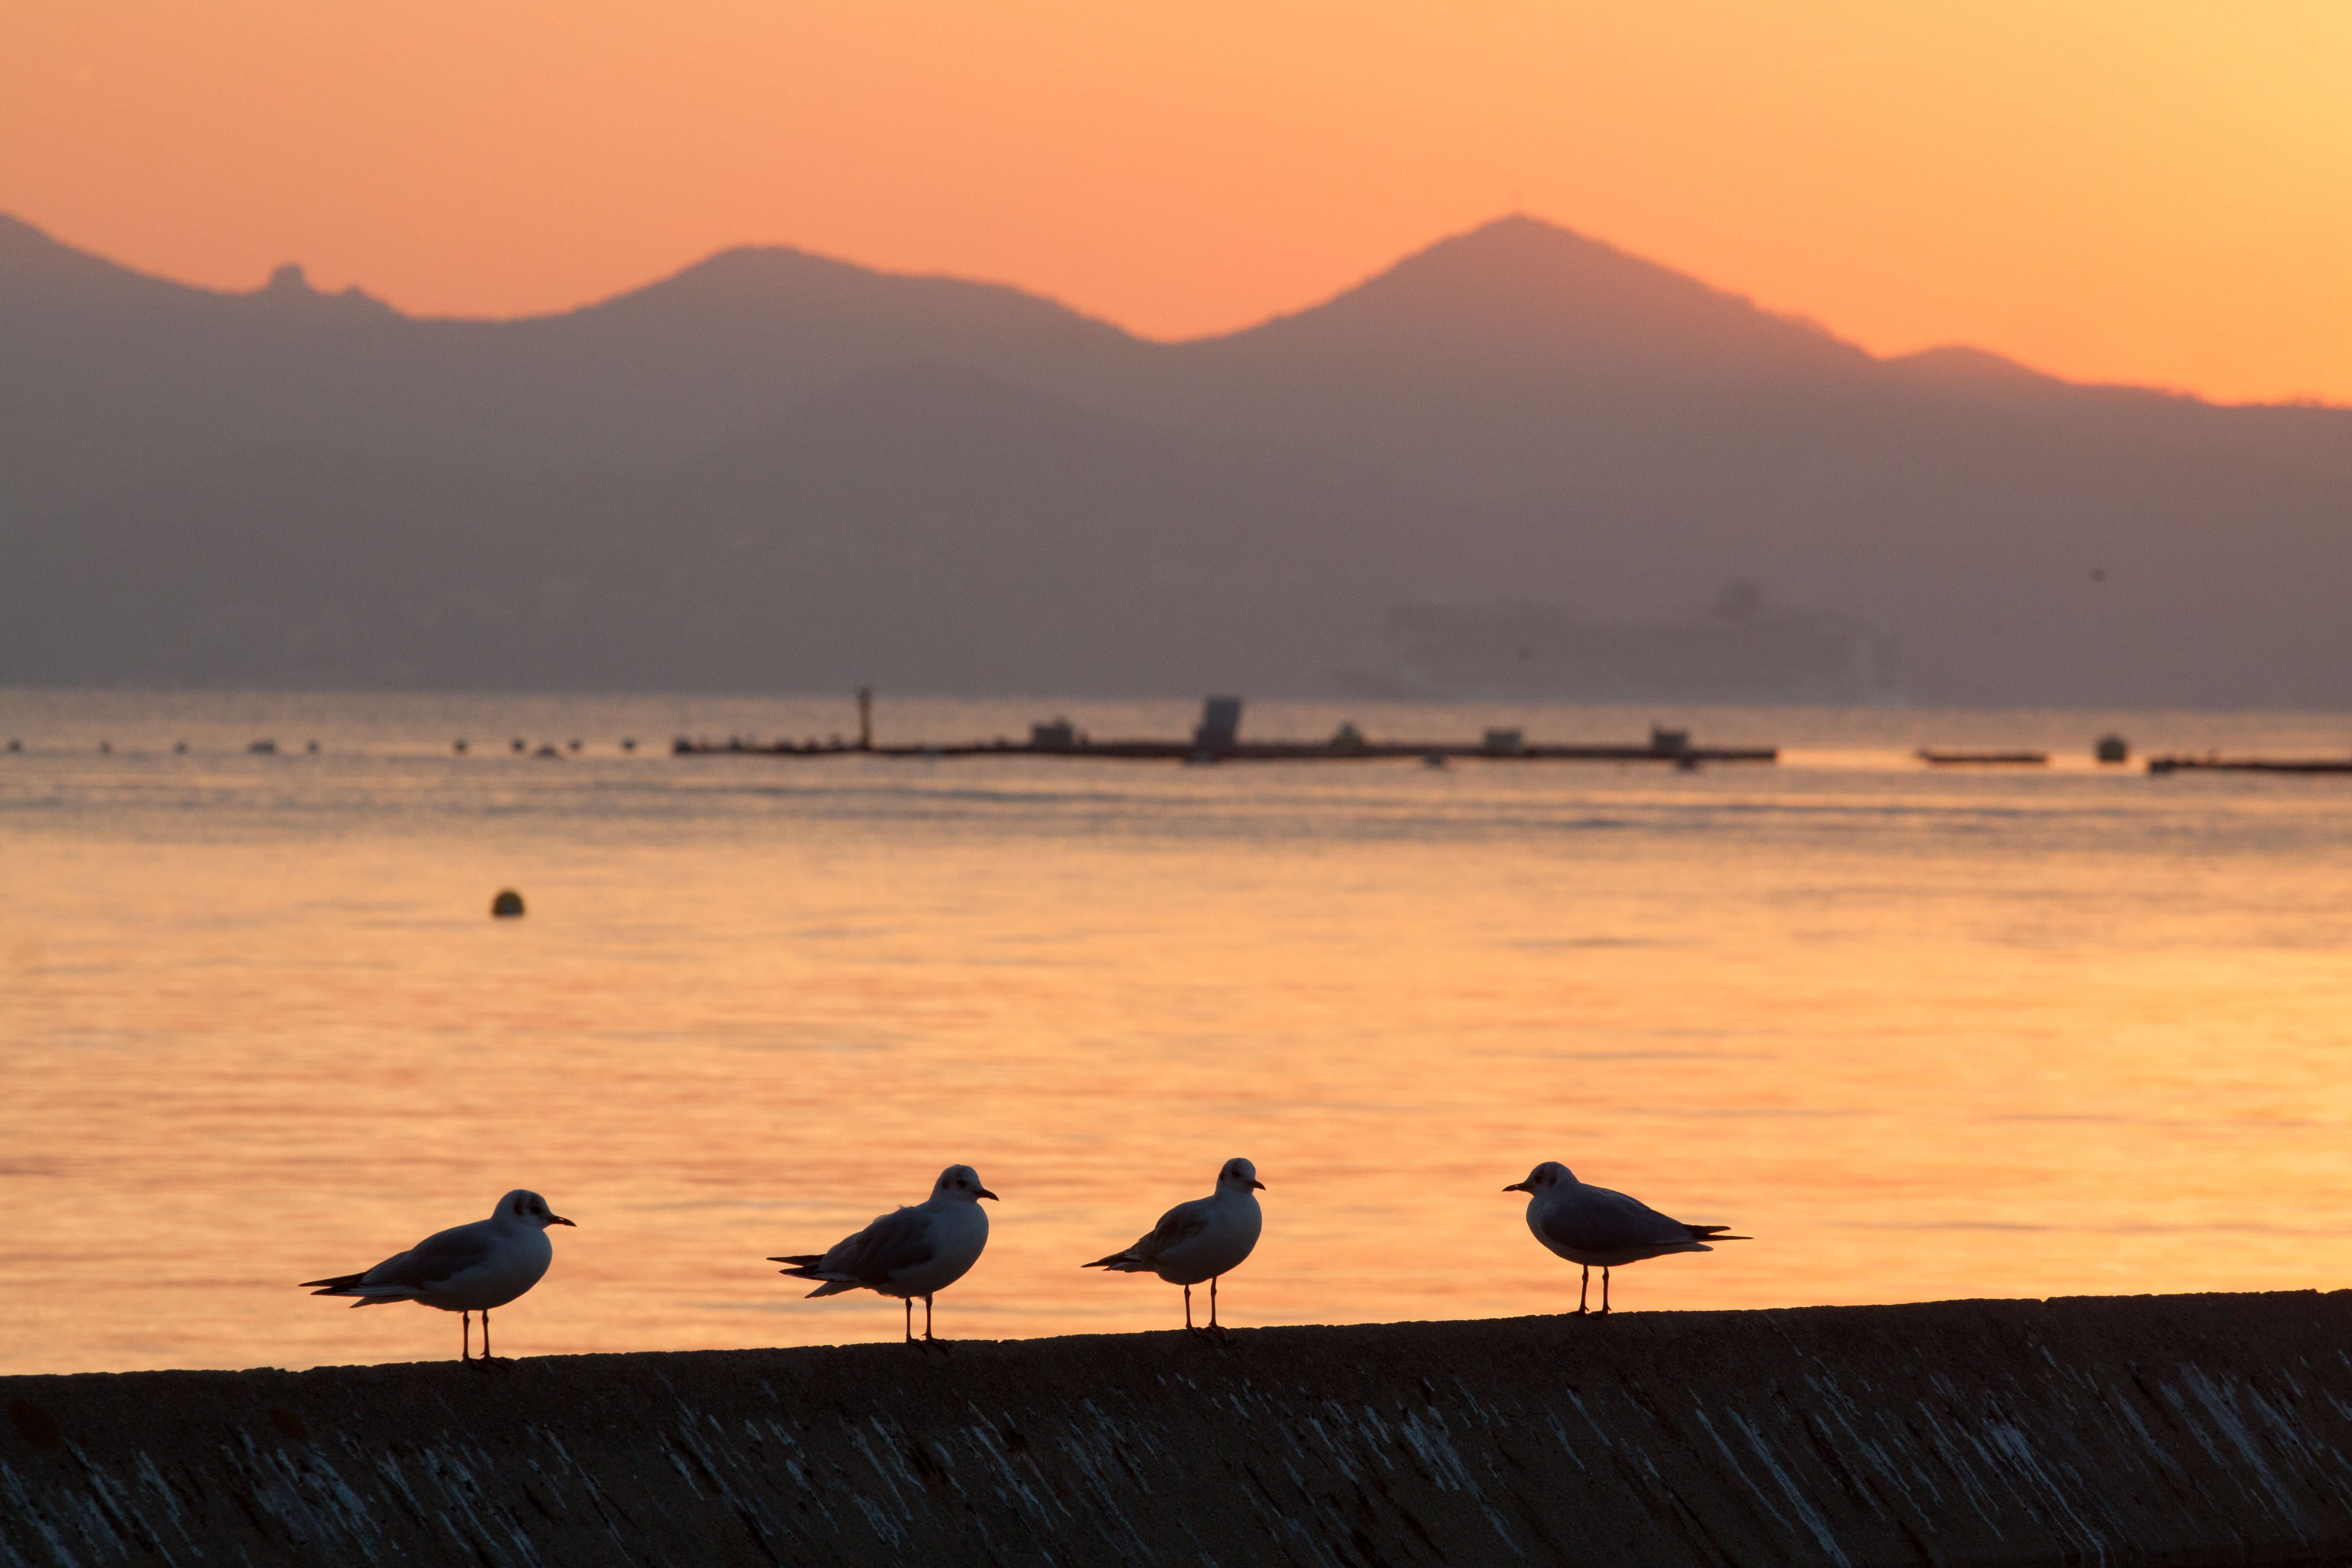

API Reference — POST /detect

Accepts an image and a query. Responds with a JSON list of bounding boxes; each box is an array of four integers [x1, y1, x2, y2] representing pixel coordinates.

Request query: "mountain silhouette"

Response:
[[4, 211, 2349, 704]]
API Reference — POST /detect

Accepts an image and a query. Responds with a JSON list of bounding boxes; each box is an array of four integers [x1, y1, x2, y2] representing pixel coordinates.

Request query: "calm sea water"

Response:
[[4, 688, 2351, 1375]]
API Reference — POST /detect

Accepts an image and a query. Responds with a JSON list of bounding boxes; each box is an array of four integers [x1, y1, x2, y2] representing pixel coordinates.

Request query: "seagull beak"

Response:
[[1249, 1178, 1267, 1190], [977, 1188, 999, 1201], [552, 1215, 577, 1226], [1501, 1181, 1528, 1193]]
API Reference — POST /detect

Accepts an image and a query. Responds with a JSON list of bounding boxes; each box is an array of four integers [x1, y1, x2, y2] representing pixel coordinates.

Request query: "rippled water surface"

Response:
[[4, 689, 2351, 1373]]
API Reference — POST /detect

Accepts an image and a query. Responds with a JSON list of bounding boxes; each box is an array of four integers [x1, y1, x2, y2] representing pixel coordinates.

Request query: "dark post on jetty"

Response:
[[674, 694, 1779, 766]]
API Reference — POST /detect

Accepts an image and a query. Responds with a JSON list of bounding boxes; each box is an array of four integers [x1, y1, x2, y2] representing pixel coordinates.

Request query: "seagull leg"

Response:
[[903, 1297, 915, 1344], [1577, 1267, 1589, 1316], [922, 1294, 949, 1353], [1600, 1268, 1612, 1316], [475, 1308, 509, 1370], [1209, 1276, 1228, 1345], [462, 1311, 472, 1363]]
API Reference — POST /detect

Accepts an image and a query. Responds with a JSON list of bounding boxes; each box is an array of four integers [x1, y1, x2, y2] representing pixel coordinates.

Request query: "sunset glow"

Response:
[[5, 1, 2349, 403]]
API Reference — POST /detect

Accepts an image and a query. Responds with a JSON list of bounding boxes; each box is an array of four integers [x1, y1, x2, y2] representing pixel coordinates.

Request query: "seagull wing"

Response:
[[302, 1221, 496, 1296], [1083, 1197, 1209, 1270], [1539, 1185, 1697, 1254], [1143, 1198, 1213, 1259], [779, 1206, 936, 1289]]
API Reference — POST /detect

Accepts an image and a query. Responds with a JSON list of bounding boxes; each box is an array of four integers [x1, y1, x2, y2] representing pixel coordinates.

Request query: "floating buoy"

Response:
[[4, 738, 18, 752], [98, 740, 111, 754], [249, 739, 276, 755], [566, 739, 582, 753], [491, 889, 526, 918], [304, 740, 320, 754], [533, 743, 563, 759], [621, 737, 637, 753], [453, 739, 469, 754], [173, 741, 188, 754], [2095, 734, 2130, 764], [510, 738, 526, 753]]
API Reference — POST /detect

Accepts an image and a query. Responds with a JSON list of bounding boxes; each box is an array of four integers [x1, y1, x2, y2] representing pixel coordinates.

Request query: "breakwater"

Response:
[[6, 1292, 2352, 1567], [667, 736, 1780, 764]]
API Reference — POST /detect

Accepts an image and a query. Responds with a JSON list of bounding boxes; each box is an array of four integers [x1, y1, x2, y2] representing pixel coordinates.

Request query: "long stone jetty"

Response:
[[6, 1292, 2351, 1567]]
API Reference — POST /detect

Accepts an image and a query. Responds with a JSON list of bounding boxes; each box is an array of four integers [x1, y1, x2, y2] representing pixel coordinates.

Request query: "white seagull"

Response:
[[771, 1165, 997, 1344], [1083, 1157, 1265, 1340], [300, 1189, 576, 1361], [1504, 1161, 1746, 1315]]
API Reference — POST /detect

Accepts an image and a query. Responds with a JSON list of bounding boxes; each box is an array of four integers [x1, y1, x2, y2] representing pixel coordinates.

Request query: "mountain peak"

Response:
[[1228, 213, 1869, 373], [577, 242, 1131, 348], [247, 260, 396, 315]]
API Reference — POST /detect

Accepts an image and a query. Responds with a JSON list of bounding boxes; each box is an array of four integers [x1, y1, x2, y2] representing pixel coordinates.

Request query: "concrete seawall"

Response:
[[6, 1292, 2352, 1567]]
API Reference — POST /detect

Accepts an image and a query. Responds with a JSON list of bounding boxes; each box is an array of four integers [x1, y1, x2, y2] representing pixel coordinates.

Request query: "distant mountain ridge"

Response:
[[4, 212, 2349, 705]]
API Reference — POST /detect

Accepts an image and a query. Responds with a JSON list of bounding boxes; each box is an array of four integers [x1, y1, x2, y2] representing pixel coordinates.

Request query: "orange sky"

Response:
[[4, 1, 2349, 403]]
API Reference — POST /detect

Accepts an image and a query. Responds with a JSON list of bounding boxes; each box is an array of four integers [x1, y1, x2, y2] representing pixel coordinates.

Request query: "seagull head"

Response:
[[497, 1189, 577, 1228], [1502, 1161, 1572, 1195], [935, 1165, 999, 1203], [1217, 1158, 1267, 1193]]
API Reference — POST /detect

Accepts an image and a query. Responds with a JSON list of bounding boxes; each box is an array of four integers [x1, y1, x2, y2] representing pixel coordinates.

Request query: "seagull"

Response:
[[1082, 1158, 1265, 1340], [771, 1165, 997, 1345], [1503, 1161, 1746, 1315], [300, 1189, 575, 1362]]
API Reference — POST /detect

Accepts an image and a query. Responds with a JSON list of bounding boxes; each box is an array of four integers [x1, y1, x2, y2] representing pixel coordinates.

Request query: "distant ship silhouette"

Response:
[[1336, 584, 1900, 704]]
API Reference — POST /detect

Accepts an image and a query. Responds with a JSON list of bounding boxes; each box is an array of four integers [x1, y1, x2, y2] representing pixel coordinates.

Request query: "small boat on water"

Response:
[[1917, 748, 2048, 766]]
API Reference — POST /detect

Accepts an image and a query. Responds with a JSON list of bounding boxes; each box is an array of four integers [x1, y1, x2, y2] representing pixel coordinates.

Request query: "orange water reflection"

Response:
[[3, 694, 2350, 1373]]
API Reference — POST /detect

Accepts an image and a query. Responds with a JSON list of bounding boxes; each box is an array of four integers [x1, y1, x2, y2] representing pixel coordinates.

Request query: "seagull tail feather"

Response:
[[768, 1254, 824, 1267], [1681, 1225, 1750, 1240], [299, 1273, 366, 1291], [313, 1282, 420, 1304], [775, 1259, 863, 1296], [1080, 1251, 1143, 1270]]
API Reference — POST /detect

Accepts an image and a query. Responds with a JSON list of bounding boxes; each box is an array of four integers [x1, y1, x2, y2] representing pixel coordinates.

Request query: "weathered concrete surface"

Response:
[[7, 1292, 2352, 1567]]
